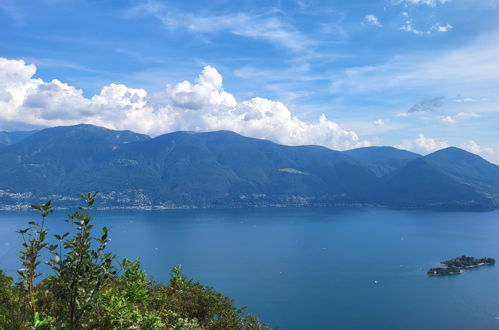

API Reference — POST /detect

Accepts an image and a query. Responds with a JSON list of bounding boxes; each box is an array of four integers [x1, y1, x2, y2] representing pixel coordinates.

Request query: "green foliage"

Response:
[[153, 265, 268, 329], [0, 194, 271, 329], [428, 255, 496, 276], [17, 200, 52, 319], [0, 270, 21, 328], [99, 258, 164, 329], [30, 312, 55, 329], [442, 255, 496, 268]]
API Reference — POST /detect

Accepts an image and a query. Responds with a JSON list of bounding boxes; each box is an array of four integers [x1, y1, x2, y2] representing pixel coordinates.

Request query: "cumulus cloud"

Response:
[[396, 135, 497, 163], [408, 96, 444, 113], [365, 14, 381, 26], [440, 111, 480, 124], [0, 57, 370, 150], [396, 134, 449, 154], [460, 140, 495, 158]]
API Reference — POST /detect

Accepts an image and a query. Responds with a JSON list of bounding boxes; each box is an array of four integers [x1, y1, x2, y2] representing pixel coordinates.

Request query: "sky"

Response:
[[0, 0, 498, 162]]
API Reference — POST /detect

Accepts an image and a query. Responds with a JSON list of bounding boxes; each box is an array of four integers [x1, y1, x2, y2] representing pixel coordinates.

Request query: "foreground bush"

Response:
[[0, 194, 270, 329]]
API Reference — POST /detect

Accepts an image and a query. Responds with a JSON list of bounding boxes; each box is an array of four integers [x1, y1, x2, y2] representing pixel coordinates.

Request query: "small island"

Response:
[[427, 266, 462, 276], [427, 256, 495, 276], [442, 256, 495, 268]]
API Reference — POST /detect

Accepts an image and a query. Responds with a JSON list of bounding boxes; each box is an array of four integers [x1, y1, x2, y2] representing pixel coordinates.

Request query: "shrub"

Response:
[[0, 194, 271, 329]]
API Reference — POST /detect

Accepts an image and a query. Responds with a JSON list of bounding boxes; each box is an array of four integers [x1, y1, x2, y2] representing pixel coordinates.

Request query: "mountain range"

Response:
[[0, 124, 497, 211]]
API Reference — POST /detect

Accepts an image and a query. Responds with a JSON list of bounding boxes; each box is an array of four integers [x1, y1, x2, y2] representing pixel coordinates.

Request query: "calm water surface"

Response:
[[1, 208, 499, 329]]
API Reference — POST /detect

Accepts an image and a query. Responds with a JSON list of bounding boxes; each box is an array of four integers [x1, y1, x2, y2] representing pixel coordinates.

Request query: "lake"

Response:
[[1, 207, 499, 329]]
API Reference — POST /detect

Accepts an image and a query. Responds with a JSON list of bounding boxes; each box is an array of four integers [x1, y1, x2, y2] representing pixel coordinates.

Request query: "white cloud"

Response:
[[365, 14, 382, 27], [393, 0, 450, 7], [373, 119, 385, 126], [400, 22, 427, 35], [440, 111, 480, 124], [435, 23, 453, 32], [400, 21, 452, 35], [329, 30, 499, 99], [396, 0, 452, 36], [455, 111, 480, 120], [395, 135, 498, 163], [396, 134, 449, 154], [125, 4, 313, 53], [460, 140, 497, 162], [440, 116, 456, 124], [455, 97, 475, 103], [0, 57, 370, 151], [166, 66, 237, 110]]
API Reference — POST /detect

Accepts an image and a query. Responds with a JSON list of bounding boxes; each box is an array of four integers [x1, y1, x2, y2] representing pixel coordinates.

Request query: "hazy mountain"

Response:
[[0, 124, 497, 210], [423, 147, 499, 196], [0, 125, 150, 197], [343, 146, 421, 177], [0, 130, 37, 149], [107, 130, 382, 206], [383, 147, 499, 210]]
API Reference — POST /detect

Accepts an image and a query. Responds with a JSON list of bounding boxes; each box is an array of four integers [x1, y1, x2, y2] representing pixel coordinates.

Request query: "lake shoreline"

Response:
[[0, 202, 496, 212]]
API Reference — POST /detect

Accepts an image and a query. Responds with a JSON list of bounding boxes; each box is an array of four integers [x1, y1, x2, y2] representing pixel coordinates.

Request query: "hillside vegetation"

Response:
[[0, 124, 498, 210], [0, 194, 270, 329]]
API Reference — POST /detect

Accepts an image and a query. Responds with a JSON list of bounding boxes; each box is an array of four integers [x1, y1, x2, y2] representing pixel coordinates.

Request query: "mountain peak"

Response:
[[425, 146, 489, 164], [0, 124, 497, 210]]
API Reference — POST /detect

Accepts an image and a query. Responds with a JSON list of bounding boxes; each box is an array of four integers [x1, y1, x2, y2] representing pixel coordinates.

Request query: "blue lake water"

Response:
[[1, 207, 499, 329]]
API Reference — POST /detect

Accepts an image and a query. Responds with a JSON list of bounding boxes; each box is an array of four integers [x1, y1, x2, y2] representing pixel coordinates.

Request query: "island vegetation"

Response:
[[442, 256, 495, 268], [0, 193, 271, 329], [427, 266, 462, 276], [427, 256, 495, 276]]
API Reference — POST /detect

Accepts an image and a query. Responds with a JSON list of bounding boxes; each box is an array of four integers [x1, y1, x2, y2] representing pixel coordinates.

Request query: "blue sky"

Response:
[[0, 0, 498, 162]]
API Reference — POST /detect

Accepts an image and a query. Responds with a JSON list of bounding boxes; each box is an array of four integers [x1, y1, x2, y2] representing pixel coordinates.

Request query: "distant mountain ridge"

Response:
[[344, 146, 421, 177], [0, 124, 497, 211], [0, 130, 38, 148]]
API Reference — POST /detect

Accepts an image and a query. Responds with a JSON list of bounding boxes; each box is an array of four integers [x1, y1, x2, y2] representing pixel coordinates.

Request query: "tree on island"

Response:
[[0, 194, 271, 329], [427, 256, 495, 276]]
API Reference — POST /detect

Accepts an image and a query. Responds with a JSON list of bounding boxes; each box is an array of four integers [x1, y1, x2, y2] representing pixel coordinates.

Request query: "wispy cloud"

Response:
[[455, 96, 475, 103], [393, 0, 450, 7], [124, 2, 314, 53], [0, 0, 25, 26], [329, 30, 499, 99]]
